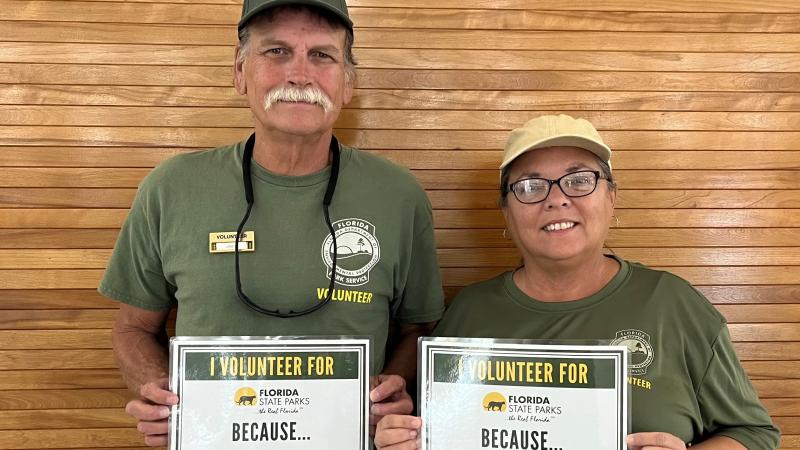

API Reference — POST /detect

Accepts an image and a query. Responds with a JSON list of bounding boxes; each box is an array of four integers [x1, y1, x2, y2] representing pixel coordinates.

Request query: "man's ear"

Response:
[[233, 44, 247, 95], [342, 75, 354, 105]]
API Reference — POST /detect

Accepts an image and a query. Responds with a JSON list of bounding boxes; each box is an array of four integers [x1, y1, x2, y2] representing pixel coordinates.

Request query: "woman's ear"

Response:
[[608, 184, 617, 209]]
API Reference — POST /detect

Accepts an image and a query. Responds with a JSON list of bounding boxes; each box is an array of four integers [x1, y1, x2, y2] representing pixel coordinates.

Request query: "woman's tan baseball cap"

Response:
[[500, 114, 612, 170]]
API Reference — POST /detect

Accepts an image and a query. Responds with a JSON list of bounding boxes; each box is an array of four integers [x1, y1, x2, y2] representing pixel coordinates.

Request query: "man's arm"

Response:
[[369, 321, 437, 436], [627, 432, 746, 450], [112, 303, 171, 392], [112, 303, 178, 447], [382, 321, 437, 387]]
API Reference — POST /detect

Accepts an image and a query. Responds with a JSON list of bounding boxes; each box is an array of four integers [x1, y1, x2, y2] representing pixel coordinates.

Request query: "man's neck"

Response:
[[251, 129, 333, 176]]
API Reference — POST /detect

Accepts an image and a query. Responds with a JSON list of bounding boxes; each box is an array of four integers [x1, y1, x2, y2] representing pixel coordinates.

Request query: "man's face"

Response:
[[234, 8, 353, 138]]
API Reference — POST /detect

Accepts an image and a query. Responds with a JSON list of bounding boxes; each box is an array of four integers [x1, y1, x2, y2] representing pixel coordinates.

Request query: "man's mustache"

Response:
[[263, 86, 334, 113]]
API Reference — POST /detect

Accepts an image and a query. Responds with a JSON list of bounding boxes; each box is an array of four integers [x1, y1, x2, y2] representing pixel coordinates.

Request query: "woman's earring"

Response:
[[503, 228, 509, 239], [612, 215, 620, 227]]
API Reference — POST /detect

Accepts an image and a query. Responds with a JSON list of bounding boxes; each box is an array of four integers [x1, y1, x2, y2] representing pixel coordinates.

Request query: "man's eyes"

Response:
[[312, 51, 337, 61]]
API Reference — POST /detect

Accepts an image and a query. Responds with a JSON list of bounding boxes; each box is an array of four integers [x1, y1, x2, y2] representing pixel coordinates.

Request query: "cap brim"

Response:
[[239, 0, 353, 30]]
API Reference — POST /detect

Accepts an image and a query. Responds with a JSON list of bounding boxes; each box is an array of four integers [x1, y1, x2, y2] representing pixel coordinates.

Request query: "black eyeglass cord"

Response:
[[234, 133, 340, 318]]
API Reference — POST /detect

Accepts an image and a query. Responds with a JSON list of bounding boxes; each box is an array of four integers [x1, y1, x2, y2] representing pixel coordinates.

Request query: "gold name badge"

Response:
[[209, 231, 255, 253]]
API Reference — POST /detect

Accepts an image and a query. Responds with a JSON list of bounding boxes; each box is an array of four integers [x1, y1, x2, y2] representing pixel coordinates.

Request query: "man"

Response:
[[99, 0, 444, 445]]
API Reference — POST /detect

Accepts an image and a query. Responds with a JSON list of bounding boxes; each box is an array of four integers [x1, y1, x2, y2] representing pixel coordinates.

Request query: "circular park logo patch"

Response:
[[321, 218, 381, 287]]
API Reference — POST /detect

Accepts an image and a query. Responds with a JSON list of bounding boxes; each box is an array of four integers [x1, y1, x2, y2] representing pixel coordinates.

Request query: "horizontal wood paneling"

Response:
[[0, 389, 133, 410], [1, 208, 797, 229], [0, 428, 142, 449], [432, 209, 800, 228], [0, 309, 117, 329], [697, 286, 800, 304], [346, 0, 800, 12], [0, 342, 794, 371], [9, 86, 800, 112], [350, 10, 800, 33], [429, 189, 800, 209], [1, 322, 797, 347], [742, 361, 800, 380], [4, 1, 241, 24], [3, 166, 799, 189], [5, 65, 800, 92], [0, 229, 123, 249], [5, 286, 799, 314], [753, 380, 800, 398], [8, 107, 800, 130], [6, 21, 800, 53], [444, 285, 800, 305], [0, 210, 129, 229], [438, 228, 800, 248], [4, 150, 800, 170], [4, 227, 800, 249], [774, 417, 800, 434], [4, 187, 800, 208], [440, 266, 800, 287], [3, 266, 800, 289], [7, 128, 800, 150], [7, 247, 800, 269], [0, 330, 113, 349], [0, 21, 237, 45], [0, 289, 117, 309], [0, 350, 117, 370], [4, 45, 800, 72], [437, 248, 800, 267], [7, 2, 800, 30], [3, 1, 796, 448], [729, 323, 800, 341], [0, 408, 134, 430], [0, 370, 126, 390]]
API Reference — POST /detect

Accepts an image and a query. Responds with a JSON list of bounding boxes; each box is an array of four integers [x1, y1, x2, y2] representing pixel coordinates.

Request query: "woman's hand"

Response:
[[374, 414, 422, 450], [369, 375, 414, 437]]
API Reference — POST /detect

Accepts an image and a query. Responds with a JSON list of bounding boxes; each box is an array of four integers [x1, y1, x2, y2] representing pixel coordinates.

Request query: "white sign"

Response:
[[169, 337, 369, 450], [420, 338, 628, 450]]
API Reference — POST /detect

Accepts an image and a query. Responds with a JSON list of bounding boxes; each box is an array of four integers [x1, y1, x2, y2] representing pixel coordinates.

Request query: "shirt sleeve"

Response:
[[98, 177, 176, 311], [695, 326, 781, 449], [390, 192, 445, 324]]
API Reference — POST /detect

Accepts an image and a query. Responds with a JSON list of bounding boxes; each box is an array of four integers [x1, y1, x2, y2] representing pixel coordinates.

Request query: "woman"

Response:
[[376, 115, 779, 450]]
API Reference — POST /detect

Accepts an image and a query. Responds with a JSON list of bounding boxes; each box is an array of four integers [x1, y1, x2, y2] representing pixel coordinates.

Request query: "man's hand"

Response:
[[369, 374, 413, 437], [375, 414, 421, 450], [627, 432, 687, 450], [124, 378, 179, 447]]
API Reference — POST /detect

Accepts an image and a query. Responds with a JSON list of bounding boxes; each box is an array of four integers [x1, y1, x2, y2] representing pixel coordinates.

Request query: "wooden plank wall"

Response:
[[1, 0, 798, 448]]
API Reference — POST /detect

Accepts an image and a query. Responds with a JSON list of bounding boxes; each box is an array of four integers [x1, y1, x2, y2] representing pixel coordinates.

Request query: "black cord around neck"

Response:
[[234, 134, 340, 317]]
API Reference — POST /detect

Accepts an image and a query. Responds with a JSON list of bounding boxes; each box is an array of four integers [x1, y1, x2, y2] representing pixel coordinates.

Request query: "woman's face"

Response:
[[502, 146, 616, 266]]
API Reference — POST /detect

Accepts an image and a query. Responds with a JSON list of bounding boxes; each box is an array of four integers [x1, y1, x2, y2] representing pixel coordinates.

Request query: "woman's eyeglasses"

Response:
[[507, 170, 606, 204]]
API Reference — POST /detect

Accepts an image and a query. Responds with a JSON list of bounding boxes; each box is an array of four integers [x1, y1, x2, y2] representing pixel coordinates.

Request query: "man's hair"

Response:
[[237, 5, 357, 83], [499, 154, 616, 207]]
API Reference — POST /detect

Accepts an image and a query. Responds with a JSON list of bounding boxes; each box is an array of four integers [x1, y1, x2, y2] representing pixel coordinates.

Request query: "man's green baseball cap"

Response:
[[239, 0, 353, 31]]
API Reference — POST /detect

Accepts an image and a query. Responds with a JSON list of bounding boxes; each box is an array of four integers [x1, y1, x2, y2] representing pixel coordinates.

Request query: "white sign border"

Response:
[[419, 337, 628, 450], [169, 336, 370, 450]]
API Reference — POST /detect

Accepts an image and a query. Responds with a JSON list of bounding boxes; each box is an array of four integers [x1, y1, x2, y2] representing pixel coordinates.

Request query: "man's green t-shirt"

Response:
[[100, 140, 445, 373], [434, 256, 779, 448]]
